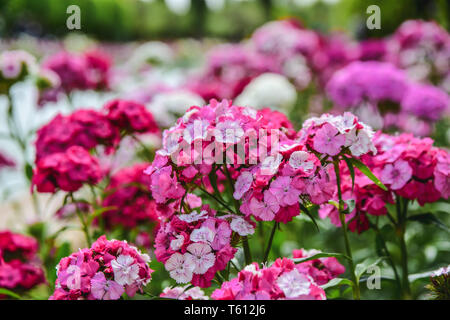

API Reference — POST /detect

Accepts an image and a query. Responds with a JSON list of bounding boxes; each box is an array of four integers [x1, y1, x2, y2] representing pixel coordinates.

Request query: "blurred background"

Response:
[[0, 0, 448, 41]]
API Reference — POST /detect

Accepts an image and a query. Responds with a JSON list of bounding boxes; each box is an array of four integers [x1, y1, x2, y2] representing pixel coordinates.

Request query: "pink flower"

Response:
[[249, 190, 280, 221], [185, 243, 216, 275], [233, 171, 253, 200], [276, 269, 311, 298], [230, 217, 255, 236], [90, 272, 124, 300], [111, 255, 140, 286], [164, 253, 195, 284], [269, 176, 301, 206], [289, 151, 314, 173], [313, 123, 346, 156], [381, 160, 412, 190]]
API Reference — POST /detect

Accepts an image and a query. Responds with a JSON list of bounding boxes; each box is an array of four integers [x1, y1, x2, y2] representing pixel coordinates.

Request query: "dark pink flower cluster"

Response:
[[319, 160, 394, 234], [32, 146, 102, 193], [104, 99, 159, 134], [188, 44, 275, 100], [370, 133, 449, 205], [292, 249, 345, 285], [102, 163, 159, 229], [0, 231, 45, 296], [154, 205, 237, 288], [50, 235, 153, 300], [39, 50, 112, 104], [35, 109, 120, 161], [211, 258, 326, 300]]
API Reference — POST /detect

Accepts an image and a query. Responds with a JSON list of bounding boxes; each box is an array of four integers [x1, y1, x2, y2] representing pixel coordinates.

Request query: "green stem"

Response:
[[263, 222, 278, 263], [70, 193, 92, 246], [397, 197, 411, 299], [334, 160, 360, 300], [242, 237, 252, 266]]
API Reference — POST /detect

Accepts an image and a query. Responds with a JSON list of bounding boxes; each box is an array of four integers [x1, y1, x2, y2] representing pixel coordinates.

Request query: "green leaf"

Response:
[[320, 277, 354, 290], [0, 288, 21, 300], [355, 257, 385, 282], [24, 163, 33, 181], [299, 203, 320, 232], [87, 206, 117, 226], [293, 252, 350, 264], [407, 213, 449, 232], [348, 158, 387, 191], [343, 157, 355, 191]]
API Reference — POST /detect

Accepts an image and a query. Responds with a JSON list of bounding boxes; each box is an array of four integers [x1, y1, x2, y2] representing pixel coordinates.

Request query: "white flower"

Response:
[[235, 73, 297, 112], [260, 153, 283, 175], [230, 217, 255, 236], [170, 234, 185, 251], [178, 210, 209, 223], [276, 269, 311, 298], [111, 254, 140, 286], [190, 226, 216, 244], [289, 151, 314, 173], [165, 253, 195, 284], [183, 120, 210, 144], [233, 171, 253, 200], [243, 264, 262, 276], [214, 120, 244, 144], [185, 243, 216, 274]]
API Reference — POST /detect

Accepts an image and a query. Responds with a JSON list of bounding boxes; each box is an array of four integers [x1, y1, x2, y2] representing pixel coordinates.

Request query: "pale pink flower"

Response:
[[190, 226, 215, 244], [230, 217, 255, 236], [170, 234, 185, 251], [185, 243, 216, 275], [233, 171, 253, 200], [164, 253, 195, 284], [249, 190, 280, 221], [90, 272, 124, 300], [276, 269, 311, 298], [111, 254, 140, 286], [289, 151, 314, 173], [214, 120, 244, 144], [178, 210, 208, 223], [260, 153, 283, 176], [381, 160, 412, 190], [269, 176, 301, 206], [313, 123, 346, 156]]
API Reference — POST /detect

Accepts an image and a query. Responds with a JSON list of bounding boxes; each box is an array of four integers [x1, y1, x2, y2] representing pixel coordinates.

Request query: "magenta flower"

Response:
[[269, 176, 301, 206], [313, 123, 346, 156], [381, 160, 413, 190], [249, 190, 280, 221], [90, 272, 124, 300]]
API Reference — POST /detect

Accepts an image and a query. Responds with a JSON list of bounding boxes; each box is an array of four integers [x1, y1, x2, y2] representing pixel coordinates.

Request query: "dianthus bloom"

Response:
[[211, 258, 326, 300], [154, 205, 237, 288], [35, 109, 120, 161], [50, 235, 152, 300], [0, 50, 37, 91], [39, 50, 112, 104], [300, 112, 377, 157], [370, 133, 449, 205], [292, 249, 345, 285], [102, 163, 159, 229], [104, 99, 159, 135], [0, 231, 45, 297], [32, 146, 103, 193], [401, 83, 449, 121], [160, 285, 209, 300]]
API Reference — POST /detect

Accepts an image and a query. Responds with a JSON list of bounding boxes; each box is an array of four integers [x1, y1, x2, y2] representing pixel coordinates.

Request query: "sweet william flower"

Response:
[[276, 269, 311, 298], [91, 272, 124, 300], [313, 123, 346, 156], [111, 255, 140, 286], [381, 160, 412, 190], [269, 176, 301, 206], [185, 243, 216, 275], [164, 253, 195, 284], [249, 190, 280, 221]]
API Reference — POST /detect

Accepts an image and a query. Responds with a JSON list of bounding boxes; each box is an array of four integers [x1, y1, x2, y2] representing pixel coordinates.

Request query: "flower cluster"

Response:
[[160, 285, 209, 300], [292, 249, 345, 285], [0, 50, 37, 93], [0, 231, 45, 296], [102, 163, 159, 229], [32, 146, 103, 193], [211, 258, 326, 300], [50, 235, 153, 300], [371, 133, 449, 205], [154, 205, 238, 288], [39, 50, 112, 104], [300, 112, 377, 157], [35, 109, 119, 161]]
